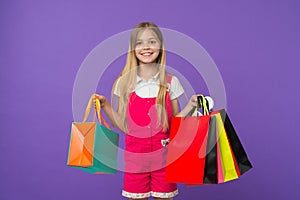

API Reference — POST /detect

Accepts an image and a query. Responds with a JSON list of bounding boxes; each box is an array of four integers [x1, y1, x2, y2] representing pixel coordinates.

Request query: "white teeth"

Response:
[[141, 52, 152, 56]]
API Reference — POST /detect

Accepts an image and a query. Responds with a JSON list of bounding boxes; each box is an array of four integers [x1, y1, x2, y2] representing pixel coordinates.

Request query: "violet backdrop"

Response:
[[1, 0, 299, 199]]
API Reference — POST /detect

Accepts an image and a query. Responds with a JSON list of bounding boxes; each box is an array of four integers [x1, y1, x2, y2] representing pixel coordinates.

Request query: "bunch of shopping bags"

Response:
[[166, 95, 252, 184], [67, 95, 119, 174]]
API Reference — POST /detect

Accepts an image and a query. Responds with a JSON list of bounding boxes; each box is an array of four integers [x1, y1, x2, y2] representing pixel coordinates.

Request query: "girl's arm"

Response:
[[171, 98, 180, 116], [93, 94, 125, 133], [174, 94, 198, 117]]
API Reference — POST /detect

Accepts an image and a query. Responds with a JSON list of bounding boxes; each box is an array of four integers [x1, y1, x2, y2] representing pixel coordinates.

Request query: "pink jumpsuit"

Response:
[[122, 75, 178, 199]]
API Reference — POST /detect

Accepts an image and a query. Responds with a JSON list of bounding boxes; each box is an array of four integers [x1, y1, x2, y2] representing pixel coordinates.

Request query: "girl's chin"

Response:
[[138, 58, 157, 64], [139, 60, 157, 65]]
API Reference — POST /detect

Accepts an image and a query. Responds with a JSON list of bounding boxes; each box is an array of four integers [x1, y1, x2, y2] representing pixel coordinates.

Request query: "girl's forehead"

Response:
[[136, 29, 159, 40]]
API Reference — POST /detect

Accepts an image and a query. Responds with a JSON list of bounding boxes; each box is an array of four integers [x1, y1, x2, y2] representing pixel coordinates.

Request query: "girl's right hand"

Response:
[[92, 93, 107, 108]]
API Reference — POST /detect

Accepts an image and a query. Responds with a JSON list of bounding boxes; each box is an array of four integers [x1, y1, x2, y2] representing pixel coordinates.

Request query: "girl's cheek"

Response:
[[135, 47, 142, 52]]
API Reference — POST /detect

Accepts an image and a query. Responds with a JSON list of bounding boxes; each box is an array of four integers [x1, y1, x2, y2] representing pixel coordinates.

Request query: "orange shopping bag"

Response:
[[67, 95, 119, 174]]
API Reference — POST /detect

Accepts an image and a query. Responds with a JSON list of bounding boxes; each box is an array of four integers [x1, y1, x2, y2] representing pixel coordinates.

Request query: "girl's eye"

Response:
[[149, 40, 157, 44], [135, 41, 142, 46]]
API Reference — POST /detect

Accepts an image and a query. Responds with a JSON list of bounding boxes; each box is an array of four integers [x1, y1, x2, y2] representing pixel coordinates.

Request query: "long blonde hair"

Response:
[[112, 22, 169, 132]]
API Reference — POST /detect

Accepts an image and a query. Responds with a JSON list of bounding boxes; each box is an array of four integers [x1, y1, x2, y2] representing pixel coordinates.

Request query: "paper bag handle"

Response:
[[82, 95, 111, 129], [186, 94, 210, 117], [197, 94, 209, 115]]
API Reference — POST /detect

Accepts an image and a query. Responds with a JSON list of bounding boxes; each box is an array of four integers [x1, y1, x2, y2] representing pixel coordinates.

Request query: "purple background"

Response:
[[1, 0, 299, 199]]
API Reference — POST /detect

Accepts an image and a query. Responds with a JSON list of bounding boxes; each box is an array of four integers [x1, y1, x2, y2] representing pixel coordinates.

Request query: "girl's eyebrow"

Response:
[[136, 37, 158, 41]]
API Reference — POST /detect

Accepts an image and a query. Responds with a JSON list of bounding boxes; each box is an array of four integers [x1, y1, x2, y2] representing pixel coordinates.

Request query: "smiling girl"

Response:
[[94, 22, 199, 200]]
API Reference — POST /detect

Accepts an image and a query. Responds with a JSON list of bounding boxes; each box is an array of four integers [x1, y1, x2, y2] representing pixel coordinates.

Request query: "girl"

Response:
[[94, 22, 199, 200]]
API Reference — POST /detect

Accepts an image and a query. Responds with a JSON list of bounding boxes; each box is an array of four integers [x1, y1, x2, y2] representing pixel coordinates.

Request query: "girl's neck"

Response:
[[138, 63, 159, 80]]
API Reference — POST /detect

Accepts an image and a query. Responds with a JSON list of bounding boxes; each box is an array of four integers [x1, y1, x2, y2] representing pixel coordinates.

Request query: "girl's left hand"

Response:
[[188, 94, 199, 108]]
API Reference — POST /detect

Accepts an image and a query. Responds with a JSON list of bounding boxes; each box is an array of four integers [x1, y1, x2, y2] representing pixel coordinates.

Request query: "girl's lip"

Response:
[[140, 52, 153, 56]]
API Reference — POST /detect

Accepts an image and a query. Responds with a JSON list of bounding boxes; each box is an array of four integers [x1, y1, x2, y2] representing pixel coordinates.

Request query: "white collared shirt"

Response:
[[114, 73, 184, 100]]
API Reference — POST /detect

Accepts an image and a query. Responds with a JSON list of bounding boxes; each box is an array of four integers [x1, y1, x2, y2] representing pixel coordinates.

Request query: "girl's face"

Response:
[[134, 29, 161, 65]]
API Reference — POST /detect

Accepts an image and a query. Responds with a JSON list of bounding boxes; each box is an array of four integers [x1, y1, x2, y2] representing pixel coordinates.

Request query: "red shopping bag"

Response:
[[165, 114, 210, 184]]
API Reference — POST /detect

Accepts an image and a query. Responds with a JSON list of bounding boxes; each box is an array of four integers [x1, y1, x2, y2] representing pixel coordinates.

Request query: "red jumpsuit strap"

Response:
[[167, 74, 172, 86]]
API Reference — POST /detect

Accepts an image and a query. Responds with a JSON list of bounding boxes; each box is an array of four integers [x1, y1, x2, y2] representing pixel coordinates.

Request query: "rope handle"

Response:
[[187, 94, 210, 117], [197, 94, 209, 115], [82, 94, 111, 129]]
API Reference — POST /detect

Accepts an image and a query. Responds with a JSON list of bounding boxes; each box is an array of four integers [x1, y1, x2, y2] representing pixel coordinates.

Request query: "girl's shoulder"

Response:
[[166, 73, 184, 100], [166, 73, 181, 84]]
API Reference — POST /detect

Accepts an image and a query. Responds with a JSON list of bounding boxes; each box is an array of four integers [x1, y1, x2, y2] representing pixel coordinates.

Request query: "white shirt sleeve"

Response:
[[169, 75, 184, 100]]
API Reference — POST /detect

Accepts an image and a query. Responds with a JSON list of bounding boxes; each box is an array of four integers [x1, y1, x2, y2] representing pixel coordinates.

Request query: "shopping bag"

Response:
[[165, 113, 210, 184], [67, 95, 119, 174], [216, 127, 224, 183], [215, 112, 239, 182], [219, 109, 253, 175], [203, 115, 218, 184]]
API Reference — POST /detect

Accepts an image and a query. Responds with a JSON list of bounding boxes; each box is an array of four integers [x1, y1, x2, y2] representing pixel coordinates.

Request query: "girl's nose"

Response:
[[142, 43, 150, 50]]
